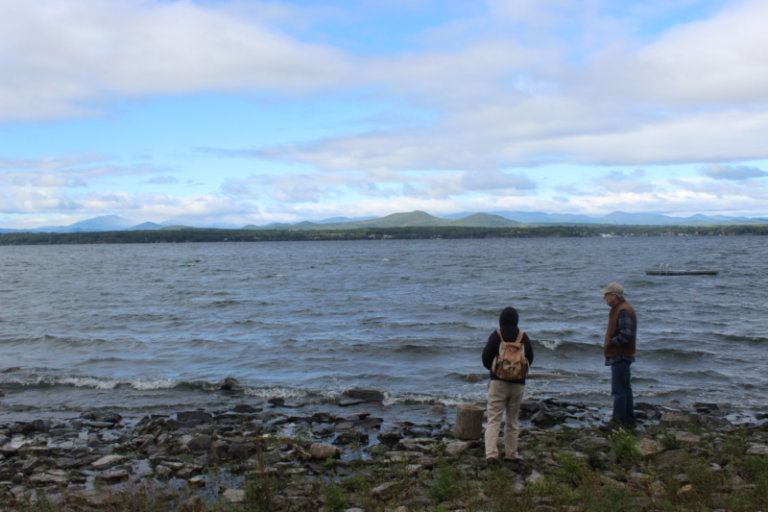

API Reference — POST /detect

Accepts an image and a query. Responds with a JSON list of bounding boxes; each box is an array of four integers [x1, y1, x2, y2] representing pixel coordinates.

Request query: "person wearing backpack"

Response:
[[481, 306, 534, 463]]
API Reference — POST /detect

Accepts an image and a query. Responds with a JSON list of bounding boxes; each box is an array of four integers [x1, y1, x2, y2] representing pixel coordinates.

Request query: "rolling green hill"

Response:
[[243, 211, 521, 230]]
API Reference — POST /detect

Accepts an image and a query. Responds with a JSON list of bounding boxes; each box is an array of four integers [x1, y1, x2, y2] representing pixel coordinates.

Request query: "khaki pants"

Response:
[[484, 379, 524, 460]]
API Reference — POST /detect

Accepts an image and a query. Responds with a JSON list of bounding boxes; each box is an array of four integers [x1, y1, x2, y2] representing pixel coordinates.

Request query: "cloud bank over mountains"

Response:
[[1, 0, 767, 229]]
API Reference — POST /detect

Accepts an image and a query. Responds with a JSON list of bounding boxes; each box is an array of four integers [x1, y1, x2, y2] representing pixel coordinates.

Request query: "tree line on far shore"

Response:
[[0, 224, 767, 246]]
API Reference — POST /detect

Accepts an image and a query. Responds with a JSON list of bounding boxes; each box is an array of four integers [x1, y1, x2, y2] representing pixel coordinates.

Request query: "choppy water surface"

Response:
[[0, 236, 766, 422]]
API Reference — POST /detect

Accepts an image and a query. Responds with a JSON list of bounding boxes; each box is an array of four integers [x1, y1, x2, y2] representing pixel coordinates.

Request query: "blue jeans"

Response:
[[610, 360, 635, 425]]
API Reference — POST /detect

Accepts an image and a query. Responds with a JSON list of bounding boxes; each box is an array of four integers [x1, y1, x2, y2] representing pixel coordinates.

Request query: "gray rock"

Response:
[[309, 443, 340, 460], [371, 481, 399, 496], [334, 431, 369, 446], [531, 406, 568, 427], [674, 431, 702, 444], [29, 469, 69, 486], [222, 488, 246, 503], [746, 443, 768, 456], [338, 388, 384, 406], [660, 409, 698, 426], [219, 377, 242, 392], [92, 454, 127, 470], [187, 434, 214, 453], [637, 438, 664, 457], [444, 440, 471, 456], [377, 432, 403, 447], [96, 468, 130, 484], [174, 411, 213, 428], [81, 410, 123, 425]]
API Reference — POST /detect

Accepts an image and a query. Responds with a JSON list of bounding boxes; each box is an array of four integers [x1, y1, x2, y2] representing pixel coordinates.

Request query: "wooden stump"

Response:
[[454, 404, 485, 440]]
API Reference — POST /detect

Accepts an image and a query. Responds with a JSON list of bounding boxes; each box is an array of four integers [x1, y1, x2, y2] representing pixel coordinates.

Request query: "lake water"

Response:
[[1, 236, 766, 423]]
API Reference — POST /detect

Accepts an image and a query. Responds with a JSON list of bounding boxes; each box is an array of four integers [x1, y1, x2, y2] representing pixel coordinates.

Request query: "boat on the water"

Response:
[[645, 269, 718, 276]]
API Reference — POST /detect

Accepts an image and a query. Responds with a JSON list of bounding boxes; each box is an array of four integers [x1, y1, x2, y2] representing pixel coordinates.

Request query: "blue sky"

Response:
[[1, 0, 767, 229]]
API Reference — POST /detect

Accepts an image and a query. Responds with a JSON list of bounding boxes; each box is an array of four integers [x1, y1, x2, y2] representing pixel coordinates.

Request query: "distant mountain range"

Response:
[[1, 211, 767, 234]]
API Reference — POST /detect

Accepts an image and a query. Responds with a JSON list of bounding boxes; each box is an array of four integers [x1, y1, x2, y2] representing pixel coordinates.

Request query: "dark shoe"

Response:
[[486, 457, 500, 466]]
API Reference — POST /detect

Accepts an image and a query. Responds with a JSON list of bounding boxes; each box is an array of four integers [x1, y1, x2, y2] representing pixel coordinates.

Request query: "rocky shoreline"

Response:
[[1, 386, 767, 511]]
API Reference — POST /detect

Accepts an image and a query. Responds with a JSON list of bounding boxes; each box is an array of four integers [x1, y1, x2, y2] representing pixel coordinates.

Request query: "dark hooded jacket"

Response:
[[481, 307, 535, 385]]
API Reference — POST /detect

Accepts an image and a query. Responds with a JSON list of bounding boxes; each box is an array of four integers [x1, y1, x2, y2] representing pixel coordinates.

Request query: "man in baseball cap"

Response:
[[602, 282, 637, 427]]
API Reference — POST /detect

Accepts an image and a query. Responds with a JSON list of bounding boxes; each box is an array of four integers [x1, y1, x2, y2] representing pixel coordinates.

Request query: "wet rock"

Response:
[[334, 431, 369, 446], [174, 411, 213, 428], [80, 410, 123, 426], [693, 402, 721, 415], [531, 405, 568, 427], [11, 420, 50, 435], [219, 377, 242, 392], [309, 412, 334, 423], [232, 403, 260, 413], [377, 432, 403, 447], [338, 389, 385, 406]]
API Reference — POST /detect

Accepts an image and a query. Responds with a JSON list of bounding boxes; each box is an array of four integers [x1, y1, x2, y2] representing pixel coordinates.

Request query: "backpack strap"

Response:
[[497, 329, 525, 350]]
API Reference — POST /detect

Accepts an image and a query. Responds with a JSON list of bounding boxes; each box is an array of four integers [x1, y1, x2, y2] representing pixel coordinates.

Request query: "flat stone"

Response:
[[189, 475, 207, 487], [96, 469, 130, 484], [371, 481, 399, 496], [637, 438, 664, 457], [92, 454, 127, 470], [29, 470, 70, 486], [222, 488, 246, 503], [444, 440, 471, 456], [674, 432, 702, 444], [660, 410, 698, 426], [746, 444, 768, 456]]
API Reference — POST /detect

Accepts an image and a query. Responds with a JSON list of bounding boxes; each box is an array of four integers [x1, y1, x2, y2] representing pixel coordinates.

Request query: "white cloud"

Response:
[[0, 0, 352, 122], [699, 164, 767, 180]]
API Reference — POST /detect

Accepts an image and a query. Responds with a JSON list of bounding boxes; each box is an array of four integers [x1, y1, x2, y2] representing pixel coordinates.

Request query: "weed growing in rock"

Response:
[[427, 459, 464, 504], [608, 426, 641, 465]]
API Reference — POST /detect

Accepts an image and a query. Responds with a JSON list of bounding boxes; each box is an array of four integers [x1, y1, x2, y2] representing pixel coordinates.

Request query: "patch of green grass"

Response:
[[321, 482, 348, 512], [554, 453, 590, 487], [427, 460, 465, 504], [609, 427, 641, 465]]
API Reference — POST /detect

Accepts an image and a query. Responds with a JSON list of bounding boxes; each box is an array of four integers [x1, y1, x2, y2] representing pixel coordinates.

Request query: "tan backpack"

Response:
[[492, 329, 529, 380]]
